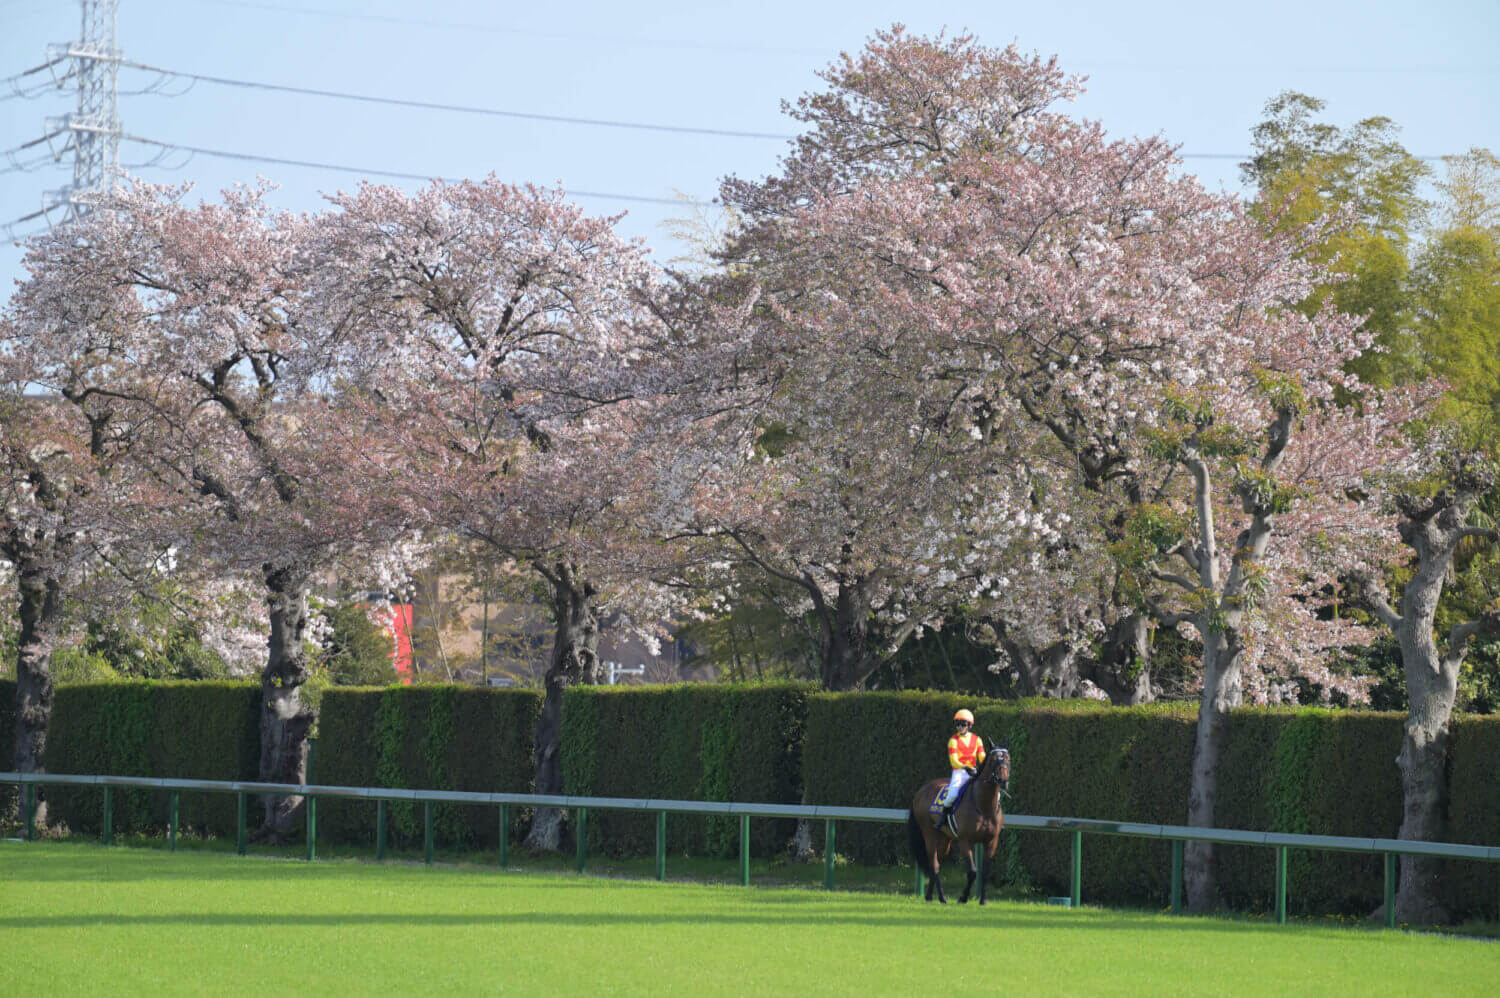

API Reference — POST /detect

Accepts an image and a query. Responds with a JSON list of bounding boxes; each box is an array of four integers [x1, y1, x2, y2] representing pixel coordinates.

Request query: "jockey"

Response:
[[940, 709, 986, 829]]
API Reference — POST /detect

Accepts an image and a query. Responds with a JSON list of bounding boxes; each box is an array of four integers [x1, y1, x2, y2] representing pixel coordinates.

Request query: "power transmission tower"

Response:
[[4, 1, 122, 237], [50, 0, 123, 219]]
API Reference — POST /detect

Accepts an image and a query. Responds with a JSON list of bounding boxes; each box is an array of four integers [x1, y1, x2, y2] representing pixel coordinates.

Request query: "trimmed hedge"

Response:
[[315, 686, 541, 849], [44, 681, 260, 838], [1450, 715, 1500, 920], [561, 683, 811, 859], [4, 678, 1495, 919]]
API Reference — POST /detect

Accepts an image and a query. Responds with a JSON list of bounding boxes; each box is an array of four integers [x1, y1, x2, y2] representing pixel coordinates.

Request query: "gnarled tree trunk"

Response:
[[1085, 613, 1154, 705], [999, 629, 1081, 699], [257, 561, 314, 840], [1360, 467, 1499, 924], [524, 560, 599, 852], [11, 549, 62, 828]]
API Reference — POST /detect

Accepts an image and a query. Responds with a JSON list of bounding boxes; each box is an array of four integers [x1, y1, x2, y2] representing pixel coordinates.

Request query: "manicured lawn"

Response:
[[2, 841, 1496, 995]]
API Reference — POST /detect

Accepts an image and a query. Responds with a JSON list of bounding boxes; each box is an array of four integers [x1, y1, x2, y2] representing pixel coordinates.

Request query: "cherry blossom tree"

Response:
[[1, 247, 181, 823], [16, 180, 403, 839], [713, 28, 1170, 699], [316, 177, 684, 850]]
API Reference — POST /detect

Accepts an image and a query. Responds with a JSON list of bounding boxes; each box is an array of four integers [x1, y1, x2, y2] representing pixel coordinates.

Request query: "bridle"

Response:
[[984, 746, 1011, 794]]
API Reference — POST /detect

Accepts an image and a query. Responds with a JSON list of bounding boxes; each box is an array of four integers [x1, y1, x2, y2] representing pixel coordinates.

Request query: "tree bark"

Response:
[[1183, 625, 1243, 911], [1084, 613, 1155, 705], [999, 628, 1081, 699], [820, 577, 877, 691], [257, 561, 314, 840], [1363, 471, 1500, 924], [524, 561, 599, 852], [11, 550, 62, 829]]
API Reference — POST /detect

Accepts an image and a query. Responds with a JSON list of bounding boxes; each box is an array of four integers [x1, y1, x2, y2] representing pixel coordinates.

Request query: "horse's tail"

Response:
[[907, 810, 936, 877]]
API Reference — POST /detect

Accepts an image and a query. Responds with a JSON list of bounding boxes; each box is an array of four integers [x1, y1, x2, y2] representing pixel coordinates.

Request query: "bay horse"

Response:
[[907, 743, 1010, 904]]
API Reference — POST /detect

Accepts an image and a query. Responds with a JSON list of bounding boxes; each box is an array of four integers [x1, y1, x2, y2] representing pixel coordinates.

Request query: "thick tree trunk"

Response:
[[524, 562, 599, 852], [1000, 631, 1081, 699], [257, 561, 314, 840], [1393, 695, 1454, 924], [820, 578, 876, 691], [1085, 613, 1155, 705], [11, 553, 62, 829], [1390, 548, 1460, 923], [1184, 624, 1242, 912]]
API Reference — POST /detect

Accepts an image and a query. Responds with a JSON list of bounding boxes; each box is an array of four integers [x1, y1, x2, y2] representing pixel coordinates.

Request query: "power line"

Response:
[[116, 59, 793, 140], [119, 135, 709, 206], [101, 62, 1458, 161]]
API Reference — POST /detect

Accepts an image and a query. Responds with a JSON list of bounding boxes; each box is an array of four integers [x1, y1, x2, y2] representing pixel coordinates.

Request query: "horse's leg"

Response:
[[931, 843, 949, 904], [920, 827, 937, 902], [979, 836, 999, 905], [958, 843, 976, 904]]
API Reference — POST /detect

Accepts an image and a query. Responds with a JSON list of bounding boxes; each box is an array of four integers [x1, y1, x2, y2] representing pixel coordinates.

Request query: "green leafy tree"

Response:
[[317, 601, 397, 687], [1242, 91, 1430, 389]]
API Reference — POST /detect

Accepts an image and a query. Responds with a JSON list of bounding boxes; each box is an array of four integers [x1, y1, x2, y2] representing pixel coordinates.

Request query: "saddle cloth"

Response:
[[928, 779, 972, 821]]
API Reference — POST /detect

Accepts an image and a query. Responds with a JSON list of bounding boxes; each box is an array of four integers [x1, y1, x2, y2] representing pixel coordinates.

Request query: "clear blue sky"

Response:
[[2, 0, 1496, 295]]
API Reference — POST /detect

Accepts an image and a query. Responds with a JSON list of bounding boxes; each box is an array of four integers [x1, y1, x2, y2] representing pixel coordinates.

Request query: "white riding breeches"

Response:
[[943, 768, 971, 805]]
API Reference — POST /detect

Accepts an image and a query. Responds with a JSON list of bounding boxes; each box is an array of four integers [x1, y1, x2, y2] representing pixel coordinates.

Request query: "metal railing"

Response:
[[7, 770, 1497, 928]]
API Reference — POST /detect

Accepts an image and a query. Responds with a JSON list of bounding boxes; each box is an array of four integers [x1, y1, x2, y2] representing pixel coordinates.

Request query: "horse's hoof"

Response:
[[978, 898, 986, 906], [958, 896, 970, 904]]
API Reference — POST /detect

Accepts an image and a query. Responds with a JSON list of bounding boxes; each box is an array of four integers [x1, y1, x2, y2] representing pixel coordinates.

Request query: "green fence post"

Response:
[[740, 814, 751, 887], [1170, 840, 1183, 914], [575, 807, 588, 874], [499, 804, 509, 868], [23, 783, 34, 841], [1383, 853, 1396, 929], [1275, 846, 1288, 925], [375, 800, 387, 861], [168, 791, 179, 852], [423, 801, 434, 865], [305, 796, 317, 862], [1071, 829, 1082, 908], [236, 792, 247, 856], [655, 811, 666, 882], [102, 787, 113, 845], [824, 820, 836, 891]]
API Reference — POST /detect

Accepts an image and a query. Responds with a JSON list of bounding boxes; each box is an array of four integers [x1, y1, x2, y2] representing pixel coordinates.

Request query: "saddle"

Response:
[[928, 778, 973, 834]]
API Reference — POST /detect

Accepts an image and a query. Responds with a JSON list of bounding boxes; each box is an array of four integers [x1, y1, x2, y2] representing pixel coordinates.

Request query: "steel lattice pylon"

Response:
[[39, 0, 122, 224]]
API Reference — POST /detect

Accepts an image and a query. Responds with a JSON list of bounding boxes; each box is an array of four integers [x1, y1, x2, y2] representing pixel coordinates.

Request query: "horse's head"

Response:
[[983, 744, 1011, 792]]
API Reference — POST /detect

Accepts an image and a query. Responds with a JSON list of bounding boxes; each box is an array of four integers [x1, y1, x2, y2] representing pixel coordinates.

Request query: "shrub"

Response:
[[44, 681, 259, 837], [1449, 714, 1500, 919], [317, 602, 397, 687], [315, 685, 541, 849], [561, 683, 812, 859]]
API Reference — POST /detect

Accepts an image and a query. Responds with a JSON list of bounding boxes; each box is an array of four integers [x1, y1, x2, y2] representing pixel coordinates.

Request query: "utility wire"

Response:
[[116, 59, 792, 139], [120, 135, 710, 206], [108, 62, 1458, 161]]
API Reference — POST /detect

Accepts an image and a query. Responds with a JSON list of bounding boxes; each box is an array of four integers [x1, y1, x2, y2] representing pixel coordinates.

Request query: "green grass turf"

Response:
[[3, 841, 1496, 996]]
